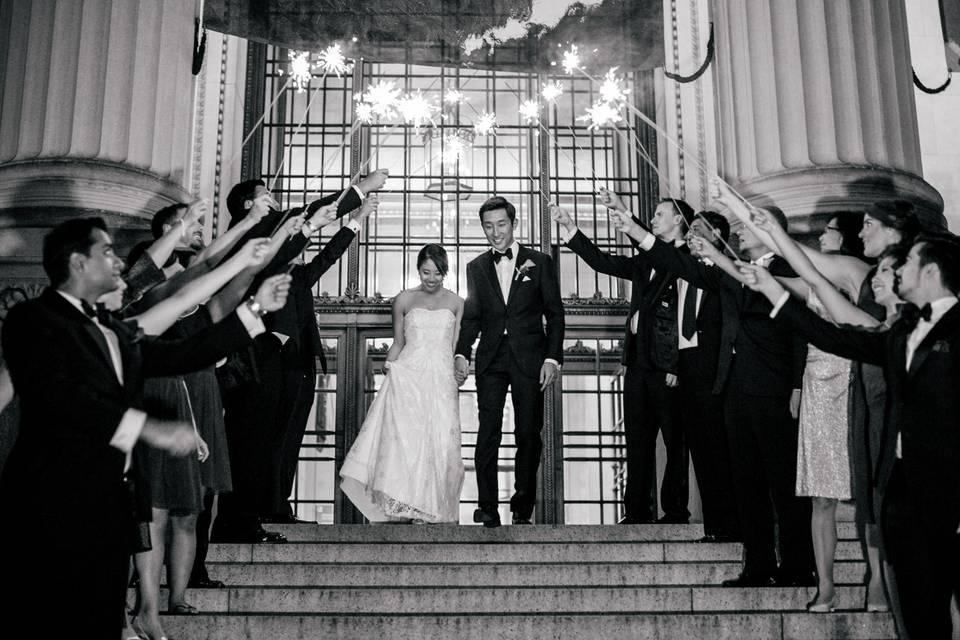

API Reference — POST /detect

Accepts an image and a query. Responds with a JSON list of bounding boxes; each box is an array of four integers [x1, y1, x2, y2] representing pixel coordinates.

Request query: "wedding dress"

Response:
[[340, 307, 465, 523]]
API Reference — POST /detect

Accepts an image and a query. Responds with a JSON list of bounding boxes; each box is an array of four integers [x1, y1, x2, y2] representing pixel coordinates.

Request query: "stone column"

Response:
[[713, 0, 944, 228], [0, 0, 198, 282]]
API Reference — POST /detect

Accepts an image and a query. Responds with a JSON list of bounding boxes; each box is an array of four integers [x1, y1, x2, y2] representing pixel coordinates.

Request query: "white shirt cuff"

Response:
[[769, 291, 791, 318], [352, 185, 366, 200], [346, 219, 362, 234], [236, 302, 266, 337], [110, 408, 146, 454], [544, 358, 561, 368], [560, 226, 579, 243], [454, 354, 468, 363], [638, 234, 656, 251]]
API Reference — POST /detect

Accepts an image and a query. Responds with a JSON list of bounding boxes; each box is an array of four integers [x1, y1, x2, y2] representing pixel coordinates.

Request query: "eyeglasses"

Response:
[[824, 225, 841, 232]]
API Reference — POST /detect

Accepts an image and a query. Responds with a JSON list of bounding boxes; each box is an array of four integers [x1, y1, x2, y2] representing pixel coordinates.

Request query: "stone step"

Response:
[[137, 585, 873, 614], [202, 560, 869, 587], [207, 540, 864, 564], [160, 612, 897, 640], [263, 522, 862, 542]]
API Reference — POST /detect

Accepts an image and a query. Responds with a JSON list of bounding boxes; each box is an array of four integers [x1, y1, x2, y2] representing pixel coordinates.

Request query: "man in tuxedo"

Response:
[[0, 218, 289, 636], [263, 193, 379, 523], [454, 196, 564, 527], [741, 234, 960, 639], [611, 206, 812, 586], [213, 172, 386, 540], [552, 199, 690, 525]]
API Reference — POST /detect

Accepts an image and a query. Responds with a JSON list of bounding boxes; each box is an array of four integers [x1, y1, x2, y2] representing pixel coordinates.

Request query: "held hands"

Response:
[[789, 389, 802, 420], [539, 361, 559, 391], [353, 193, 379, 222], [550, 204, 575, 231], [612, 363, 626, 378], [358, 169, 389, 194], [454, 357, 469, 386], [253, 273, 293, 312], [598, 187, 626, 212]]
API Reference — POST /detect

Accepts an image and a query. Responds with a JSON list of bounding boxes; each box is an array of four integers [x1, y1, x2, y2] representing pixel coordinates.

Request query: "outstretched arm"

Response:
[[738, 262, 886, 364], [551, 205, 637, 279], [751, 208, 879, 327]]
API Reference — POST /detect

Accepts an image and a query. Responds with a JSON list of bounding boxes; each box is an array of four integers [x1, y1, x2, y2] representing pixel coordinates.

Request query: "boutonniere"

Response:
[[931, 339, 950, 353], [514, 259, 536, 282]]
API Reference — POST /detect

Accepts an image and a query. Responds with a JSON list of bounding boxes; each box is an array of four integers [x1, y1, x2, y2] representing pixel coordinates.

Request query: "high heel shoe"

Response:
[[130, 616, 171, 640], [866, 601, 890, 613], [806, 594, 838, 613]]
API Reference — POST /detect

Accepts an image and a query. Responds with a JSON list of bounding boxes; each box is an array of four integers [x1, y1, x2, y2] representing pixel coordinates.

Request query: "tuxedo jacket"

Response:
[[644, 238, 806, 396], [0, 289, 255, 545], [455, 246, 564, 378], [267, 224, 356, 374], [568, 230, 692, 373], [778, 297, 960, 535]]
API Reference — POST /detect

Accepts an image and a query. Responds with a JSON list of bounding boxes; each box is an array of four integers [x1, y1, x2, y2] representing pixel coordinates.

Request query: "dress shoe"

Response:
[[187, 577, 225, 589], [259, 529, 287, 543], [721, 571, 776, 587], [473, 507, 501, 528], [655, 514, 690, 525], [695, 533, 740, 543], [511, 514, 532, 525], [774, 568, 816, 587], [211, 529, 285, 544], [260, 514, 310, 524]]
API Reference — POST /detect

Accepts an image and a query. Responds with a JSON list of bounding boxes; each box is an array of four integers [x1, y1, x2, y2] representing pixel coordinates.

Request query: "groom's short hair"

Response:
[[479, 196, 516, 223], [43, 217, 108, 287]]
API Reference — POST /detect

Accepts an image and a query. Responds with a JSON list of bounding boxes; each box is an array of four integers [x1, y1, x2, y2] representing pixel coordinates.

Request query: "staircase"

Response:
[[157, 522, 898, 639]]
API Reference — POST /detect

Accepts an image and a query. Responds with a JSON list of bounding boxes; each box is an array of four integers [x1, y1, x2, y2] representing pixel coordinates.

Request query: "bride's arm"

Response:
[[384, 292, 407, 364], [452, 297, 465, 352]]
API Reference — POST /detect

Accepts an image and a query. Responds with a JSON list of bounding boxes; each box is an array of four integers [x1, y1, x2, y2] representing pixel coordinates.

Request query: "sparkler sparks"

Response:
[[443, 89, 466, 105], [285, 51, 313, 92], [519, 99, 541, 125], [359, 80, 402, 119], [398, 90, 440, 131], [561, 45, 581, 75], [473, 111, 498, 137], [317, 43, 352, 77], [577, 100, 622, 131], [441, 133, 468, 165], [541, 80, 565, 103], [598, 68, 628, 105], [354, 101, 375, 124]]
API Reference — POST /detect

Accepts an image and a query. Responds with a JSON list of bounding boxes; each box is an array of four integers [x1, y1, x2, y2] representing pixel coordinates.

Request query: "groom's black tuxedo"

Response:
[[456, 245, 564, 376], [0, 288, 257, 636], [456, 245, 564, 519], [776, 297, 960, 639]]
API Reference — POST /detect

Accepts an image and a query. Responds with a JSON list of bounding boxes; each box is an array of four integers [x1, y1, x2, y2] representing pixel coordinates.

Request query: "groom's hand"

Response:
[[454, 356, 470, 386], [539, 361, 559, 390]]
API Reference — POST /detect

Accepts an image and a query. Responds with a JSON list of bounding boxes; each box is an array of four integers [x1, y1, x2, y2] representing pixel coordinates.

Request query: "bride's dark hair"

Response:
[[417, 243, 448, 276]]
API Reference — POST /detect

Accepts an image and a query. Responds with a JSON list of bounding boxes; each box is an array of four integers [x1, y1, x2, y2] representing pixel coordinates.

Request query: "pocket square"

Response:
[[522, 276, 532, 282]]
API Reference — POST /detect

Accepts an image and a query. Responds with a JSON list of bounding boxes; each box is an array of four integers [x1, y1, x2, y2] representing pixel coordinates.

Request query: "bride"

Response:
[[340, 243, 465, 523]]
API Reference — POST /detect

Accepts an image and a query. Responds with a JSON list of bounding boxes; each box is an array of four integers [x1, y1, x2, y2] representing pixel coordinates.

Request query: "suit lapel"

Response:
[[42, 289, 121, 386], [480, 251, 506, 307], [506, 245, 529, 308], [907, 303, 960, 379]]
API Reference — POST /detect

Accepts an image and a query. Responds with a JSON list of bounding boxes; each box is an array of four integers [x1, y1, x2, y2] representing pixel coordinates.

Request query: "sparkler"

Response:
[[283, 50, 313, 93], [441, 133, 468, 165], [443, 89, 466, 105], [561, 45, 581, 75], [359, 80, 402, 119], [598, 68, 628, 105], [317, 43, 352, 77], [397, 90, 440, 131], [354, 101, 375, 124], [519, 99, 541, 125], [473, 111, 498, 137], [577, 100, 622, 131], [541, 80, 565, 103]]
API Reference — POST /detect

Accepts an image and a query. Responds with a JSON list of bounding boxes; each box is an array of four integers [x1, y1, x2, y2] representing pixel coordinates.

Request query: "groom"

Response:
[[455, 196, 564, 527]]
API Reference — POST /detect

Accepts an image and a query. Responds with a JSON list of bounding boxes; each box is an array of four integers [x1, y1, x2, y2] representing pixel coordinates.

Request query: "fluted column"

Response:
[[713, 0, 944, 227], [0, 0, 198, 282]]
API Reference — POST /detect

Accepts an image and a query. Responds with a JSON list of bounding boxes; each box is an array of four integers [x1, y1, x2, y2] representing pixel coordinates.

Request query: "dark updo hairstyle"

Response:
[[866, 200, 920, 246], [417, 243, 448, 277], [829, 212, 865, 259], [877, 242, 909, 271]]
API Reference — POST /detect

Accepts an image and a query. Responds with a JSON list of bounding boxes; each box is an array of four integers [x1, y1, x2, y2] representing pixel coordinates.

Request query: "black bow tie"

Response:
[[492, 248, 513, 264], [902, 303, 933, 329], [81, 299, 144, 343], [80, 299, 98, 319]]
